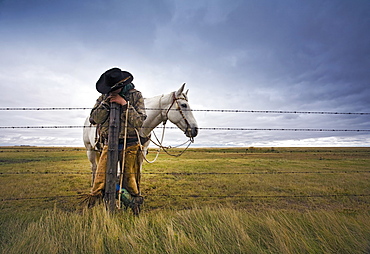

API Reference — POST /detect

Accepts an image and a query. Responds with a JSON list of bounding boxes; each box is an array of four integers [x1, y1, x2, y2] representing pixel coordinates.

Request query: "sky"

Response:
[[0, 0, 369, 147]]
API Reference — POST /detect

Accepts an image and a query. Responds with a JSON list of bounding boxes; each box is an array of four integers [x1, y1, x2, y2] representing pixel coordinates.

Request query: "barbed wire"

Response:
[[1, 194, 82, 201], [0, 107, 369, 115], [0, 148, 86, 152], [153, 193, 370, 199], [0, 125, 369, 132], [1, 170, 370, 175], [1, 148, 369, 153], [1, 193, 369, 202], [0, 107, 92, 111]]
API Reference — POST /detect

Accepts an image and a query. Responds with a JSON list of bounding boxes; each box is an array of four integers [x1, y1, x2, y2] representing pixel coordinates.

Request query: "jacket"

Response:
[[90, 89, 147, 142]]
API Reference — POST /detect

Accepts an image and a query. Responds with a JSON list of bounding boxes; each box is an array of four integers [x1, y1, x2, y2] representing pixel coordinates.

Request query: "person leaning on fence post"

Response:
[[87, 67, 147, 215]]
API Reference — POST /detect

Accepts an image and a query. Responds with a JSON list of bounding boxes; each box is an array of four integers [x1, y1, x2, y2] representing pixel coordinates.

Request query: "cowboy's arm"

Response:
[[90, 95, 110, 124], [125, 91, 146, 128]]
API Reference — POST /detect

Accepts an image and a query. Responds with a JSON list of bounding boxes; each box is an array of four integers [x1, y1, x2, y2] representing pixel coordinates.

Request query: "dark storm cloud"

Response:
[[0, 0, 369, 146], [169, 1, 370, 110]]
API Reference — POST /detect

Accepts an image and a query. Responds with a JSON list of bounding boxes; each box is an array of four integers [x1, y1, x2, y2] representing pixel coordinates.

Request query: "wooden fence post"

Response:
[[104, 102, 120, 212]]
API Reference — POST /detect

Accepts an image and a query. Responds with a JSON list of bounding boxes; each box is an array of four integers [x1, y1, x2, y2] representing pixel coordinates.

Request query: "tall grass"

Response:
[[2, 205, 370, 254]]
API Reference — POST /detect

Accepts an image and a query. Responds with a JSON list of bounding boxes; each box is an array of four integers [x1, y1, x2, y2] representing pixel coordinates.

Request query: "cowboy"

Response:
[[87, 67, 147, 215]]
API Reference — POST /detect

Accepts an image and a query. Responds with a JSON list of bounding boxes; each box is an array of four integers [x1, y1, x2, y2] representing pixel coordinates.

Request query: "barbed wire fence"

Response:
[[2, 193, 370, 202], [1, 107, 369, 204], [1, 107, 370, 115], [1, 107, 369, 131]]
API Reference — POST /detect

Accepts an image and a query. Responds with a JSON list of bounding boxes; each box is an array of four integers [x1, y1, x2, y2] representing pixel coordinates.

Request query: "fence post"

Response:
[[104, 102, 120, 212]]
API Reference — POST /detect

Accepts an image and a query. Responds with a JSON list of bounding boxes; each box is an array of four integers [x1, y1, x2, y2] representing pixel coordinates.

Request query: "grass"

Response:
[[142, 147, 370, 211], [1, 146, 370, 253], [2, 206, 370, 253]]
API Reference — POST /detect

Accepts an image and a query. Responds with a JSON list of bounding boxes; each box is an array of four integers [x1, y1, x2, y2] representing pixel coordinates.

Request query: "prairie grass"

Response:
[[2, 205, 370, 253], [1, 146, 370, 253]]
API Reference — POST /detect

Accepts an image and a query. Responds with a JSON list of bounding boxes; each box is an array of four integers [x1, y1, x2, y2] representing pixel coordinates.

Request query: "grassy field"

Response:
[[1, 146, 370, 253]]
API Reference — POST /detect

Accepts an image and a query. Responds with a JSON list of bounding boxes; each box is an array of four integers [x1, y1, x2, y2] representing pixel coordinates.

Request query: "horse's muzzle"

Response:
[[185, 126, 198, 138]]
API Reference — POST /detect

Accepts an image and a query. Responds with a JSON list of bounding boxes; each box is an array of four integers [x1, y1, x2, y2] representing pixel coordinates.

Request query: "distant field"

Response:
[[1, 146, 369, 212], [1, 146, 370, 253]]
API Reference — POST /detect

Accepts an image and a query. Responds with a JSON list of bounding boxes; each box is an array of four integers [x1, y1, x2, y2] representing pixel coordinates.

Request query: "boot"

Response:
[[131, 196, 144, 216]]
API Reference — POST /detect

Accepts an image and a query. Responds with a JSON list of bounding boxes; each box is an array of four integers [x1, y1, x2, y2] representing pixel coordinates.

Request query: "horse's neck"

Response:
[[141, 93, 172, 137]]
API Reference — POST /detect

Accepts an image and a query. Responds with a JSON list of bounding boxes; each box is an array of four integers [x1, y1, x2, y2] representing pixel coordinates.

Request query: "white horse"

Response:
[[83, 84, 198, 184]]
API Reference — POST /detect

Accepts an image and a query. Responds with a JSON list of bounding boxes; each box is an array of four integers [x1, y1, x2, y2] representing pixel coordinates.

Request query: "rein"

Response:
[[152, 129, 193, 157]]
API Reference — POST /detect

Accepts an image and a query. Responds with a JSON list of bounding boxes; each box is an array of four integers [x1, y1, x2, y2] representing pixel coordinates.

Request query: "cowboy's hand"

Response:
[[109, 94, 127, 106]]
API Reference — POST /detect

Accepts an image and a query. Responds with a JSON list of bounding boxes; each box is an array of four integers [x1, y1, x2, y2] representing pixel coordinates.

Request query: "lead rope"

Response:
[[159, 138, 193, 157], [118, 101, 129, 209], [135, 122, 193, 161], [134, 126, 163, 164], [152, 128, 193, 157], [133, 95, 166, 164]]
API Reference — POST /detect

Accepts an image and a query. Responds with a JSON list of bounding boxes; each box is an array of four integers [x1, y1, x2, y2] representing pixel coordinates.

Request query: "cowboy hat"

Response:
[[96, 68, 133, 94]]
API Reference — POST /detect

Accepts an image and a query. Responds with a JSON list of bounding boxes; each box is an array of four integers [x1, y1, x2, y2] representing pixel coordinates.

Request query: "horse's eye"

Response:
[[181, 104, 188, 108]]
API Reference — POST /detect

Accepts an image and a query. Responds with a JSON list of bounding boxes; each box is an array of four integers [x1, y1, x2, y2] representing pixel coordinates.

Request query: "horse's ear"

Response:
[[185, 89, 189, 96], [176, 83, 186, 96]]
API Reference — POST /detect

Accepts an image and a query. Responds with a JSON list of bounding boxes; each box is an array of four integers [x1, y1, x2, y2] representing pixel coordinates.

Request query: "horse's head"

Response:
[[167, 84, 198, 139]]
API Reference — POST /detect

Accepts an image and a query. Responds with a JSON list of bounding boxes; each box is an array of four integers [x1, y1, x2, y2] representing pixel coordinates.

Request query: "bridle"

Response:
[[144, 91, 194, 158], [134, 90, 195, 162], [160, 91, 194, 142]]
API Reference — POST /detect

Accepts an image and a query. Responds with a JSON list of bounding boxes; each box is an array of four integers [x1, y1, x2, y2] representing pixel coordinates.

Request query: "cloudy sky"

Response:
[[0, 0, 369, 147]]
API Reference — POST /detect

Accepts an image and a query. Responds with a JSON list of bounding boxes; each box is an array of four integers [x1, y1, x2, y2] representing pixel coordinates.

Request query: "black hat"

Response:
[[96, 68, 133, 94]]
